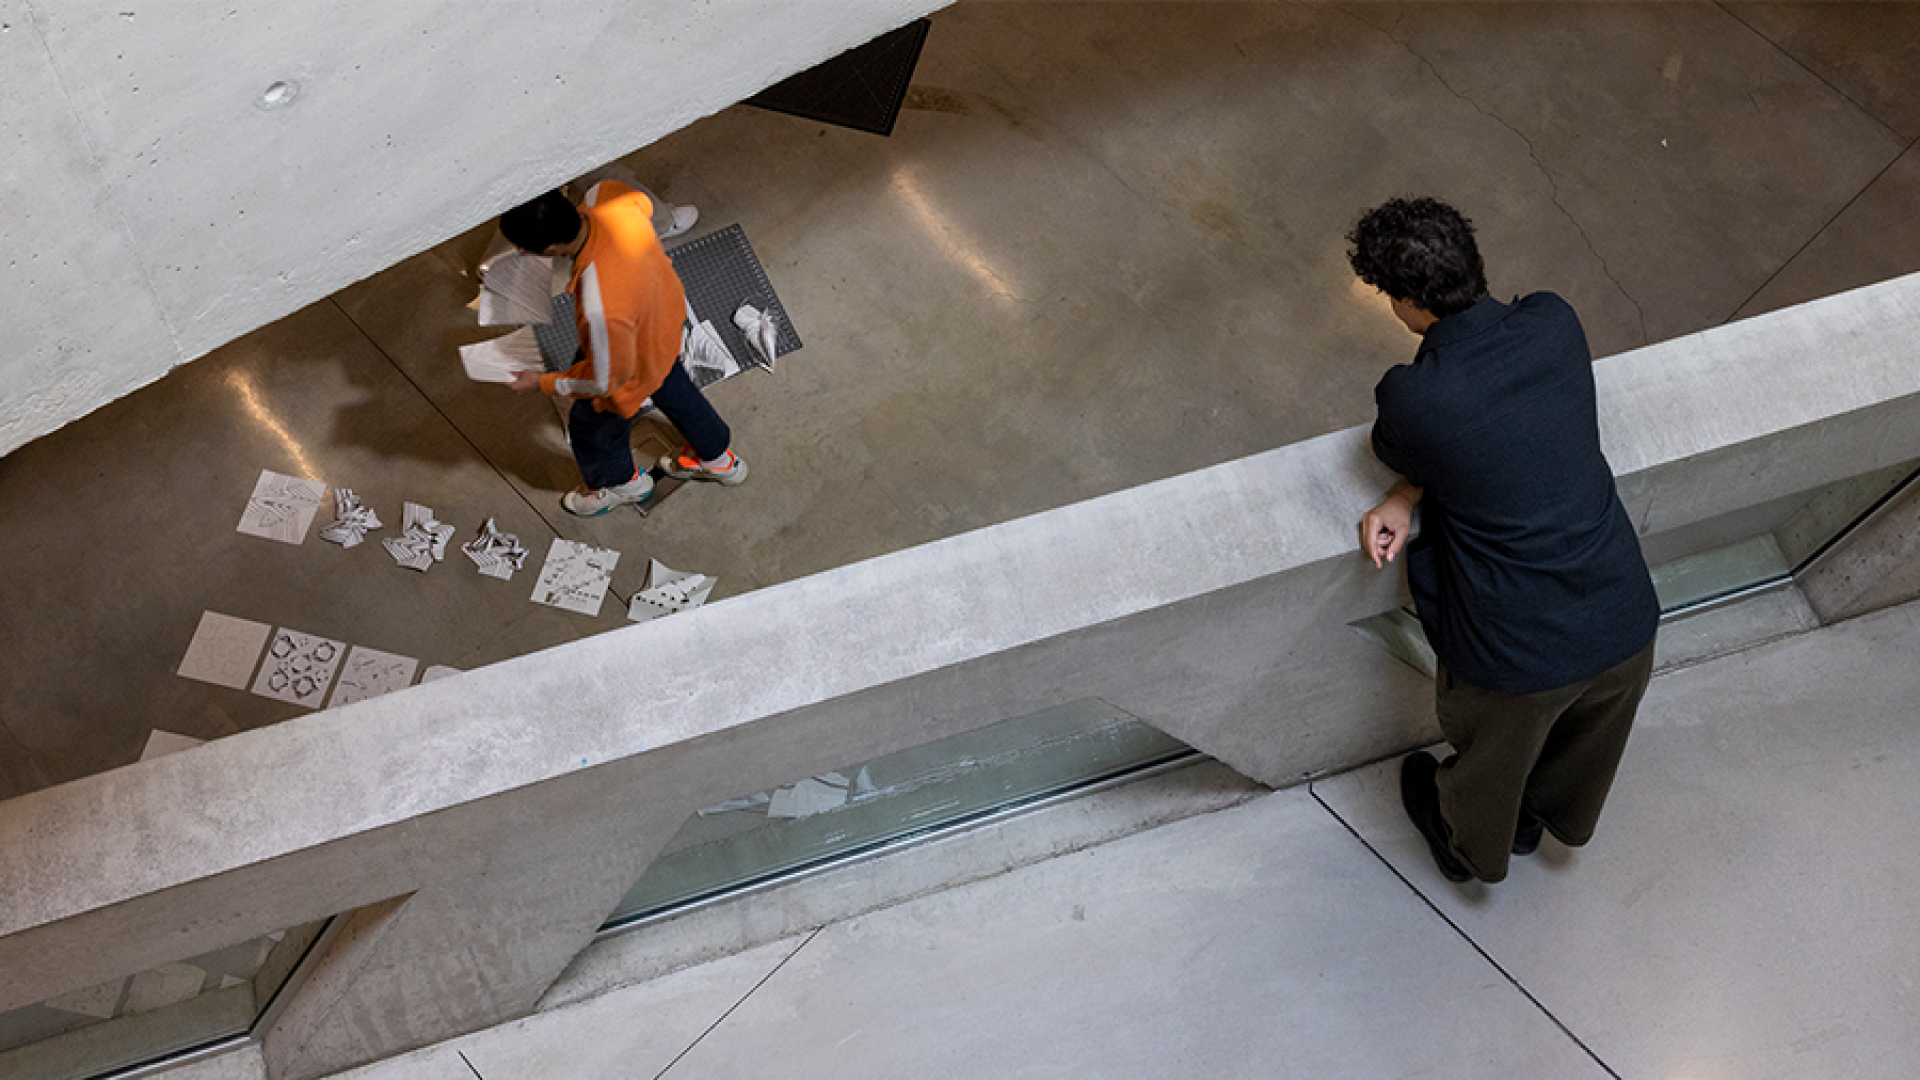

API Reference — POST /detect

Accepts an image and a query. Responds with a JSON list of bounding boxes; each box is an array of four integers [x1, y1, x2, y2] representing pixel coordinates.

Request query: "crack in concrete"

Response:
[[1340, 7, 1651, 345]]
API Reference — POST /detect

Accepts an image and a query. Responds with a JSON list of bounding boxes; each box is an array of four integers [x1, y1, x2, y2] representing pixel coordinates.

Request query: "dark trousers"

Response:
[[1433, 639, 1656, 882], [568, 361, 733, 489]]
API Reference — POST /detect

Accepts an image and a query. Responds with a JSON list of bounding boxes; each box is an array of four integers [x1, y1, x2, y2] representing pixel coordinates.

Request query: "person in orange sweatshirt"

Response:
[[499, 182, 746, 516]]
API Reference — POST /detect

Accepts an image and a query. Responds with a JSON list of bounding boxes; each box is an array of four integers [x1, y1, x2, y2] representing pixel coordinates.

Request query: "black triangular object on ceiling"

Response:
[[746, 18, 931, 137]]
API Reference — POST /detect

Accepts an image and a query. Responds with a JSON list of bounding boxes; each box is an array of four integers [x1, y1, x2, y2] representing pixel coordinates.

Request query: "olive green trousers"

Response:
[[1433, 639, 1657, 883]]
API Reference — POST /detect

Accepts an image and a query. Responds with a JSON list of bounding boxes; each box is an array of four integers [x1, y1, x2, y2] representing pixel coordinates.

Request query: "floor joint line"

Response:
[[652, 926, 824, 1079], [1722, 133, 1918, 325], [1308, 783, 1623, 1080], [328, 297, 566, 544]]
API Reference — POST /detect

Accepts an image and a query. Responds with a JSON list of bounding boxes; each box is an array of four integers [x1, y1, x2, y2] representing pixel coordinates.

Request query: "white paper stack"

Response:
[[530, 538, 620, 616], [626, 559, 717, 623], [383, 502, 457, 572], [459, 327, 544, 384], [463, 517, 529, 581], [319, 488, 383, 548], [477, 253, 555, 326]]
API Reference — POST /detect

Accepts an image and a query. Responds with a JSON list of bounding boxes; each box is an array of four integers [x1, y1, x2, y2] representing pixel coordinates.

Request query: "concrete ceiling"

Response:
[[0, 0, 936, 457]]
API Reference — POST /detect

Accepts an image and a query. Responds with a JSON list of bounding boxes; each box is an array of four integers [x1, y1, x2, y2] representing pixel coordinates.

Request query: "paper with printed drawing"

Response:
[[459, 328, 544, 384], [531, 538, 620, 617], [250, 628, 347, 709], [329, 646, 419, 707], [478, 254, 554, 326], [236, 470, 326, 545]]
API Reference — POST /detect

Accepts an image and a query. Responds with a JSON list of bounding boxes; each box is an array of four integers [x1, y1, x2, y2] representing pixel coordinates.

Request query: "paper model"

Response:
[[626, 559, 717, 623], [531, 538, 620, 616], [767, 772, 851, 819], [459, 327, 545, 384], [319, 488, 383, 548], [236, 470, 326, 545], [697, 792, 773, 817], [478, 253, 554, 326], [329, 645, 420, 707], [123, 963, 208, 1014], [177, 611, 273, 689], [420, 665, 462, 683], [463, 517, 529, 581], [250, 628, 348, 709], [733, 302, 781, 371], [683, 319, 740, 382], [383, 502, 457, 572]]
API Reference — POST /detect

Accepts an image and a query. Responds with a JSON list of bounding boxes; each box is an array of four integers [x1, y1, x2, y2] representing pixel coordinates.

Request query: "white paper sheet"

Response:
[[250, 629, 348, 708], [459, 327, 545, 384], [626, 559, 717, 623], [139, 729, 207, 762], [236, 470, 326, 545], [329, 645, 420, 707], [531, 538, 620, 616], [177, 611, 273, 689], [421, 665, 462, 683], [478, 253, 555, 326]]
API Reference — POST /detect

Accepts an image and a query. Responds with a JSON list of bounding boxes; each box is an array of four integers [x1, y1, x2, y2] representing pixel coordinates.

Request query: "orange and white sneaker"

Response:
[[659, 446, 747, 486]]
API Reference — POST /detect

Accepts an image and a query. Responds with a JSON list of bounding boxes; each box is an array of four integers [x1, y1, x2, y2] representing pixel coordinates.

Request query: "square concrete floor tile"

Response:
[[663, 789, 1604, 1080], [430, 939, 802, 1080], [1314, 601, 1920, 1080]]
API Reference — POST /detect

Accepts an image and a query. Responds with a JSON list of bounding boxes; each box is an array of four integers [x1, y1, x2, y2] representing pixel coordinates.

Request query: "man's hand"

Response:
[[509, 370, 544, 394], [1359, 481, 1423, 568]]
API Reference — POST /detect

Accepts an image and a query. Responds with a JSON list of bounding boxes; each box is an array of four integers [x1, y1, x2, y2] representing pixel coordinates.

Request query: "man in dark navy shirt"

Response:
[[1349, 197, 1660, 885]]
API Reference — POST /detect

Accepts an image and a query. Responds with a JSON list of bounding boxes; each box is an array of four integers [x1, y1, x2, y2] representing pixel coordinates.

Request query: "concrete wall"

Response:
[[1799, 473, 1920, 621], [0, 0, 939, 458], [1, 272, 1918, 1079]]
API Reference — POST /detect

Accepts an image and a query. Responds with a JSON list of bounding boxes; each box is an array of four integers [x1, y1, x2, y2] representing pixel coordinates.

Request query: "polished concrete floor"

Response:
[[171, 596, 1920, 1080], [2, 3, 1919, 800]]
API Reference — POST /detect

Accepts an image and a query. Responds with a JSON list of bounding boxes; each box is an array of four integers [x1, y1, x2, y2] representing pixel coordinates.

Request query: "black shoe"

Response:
[[1399, 752, 1472, 882], [1511, 806, 1544, 856]]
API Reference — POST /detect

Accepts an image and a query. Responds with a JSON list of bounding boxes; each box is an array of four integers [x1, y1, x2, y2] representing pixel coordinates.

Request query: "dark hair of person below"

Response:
[[1347, 196, 1489, 318], [499, 190, 581, 253]]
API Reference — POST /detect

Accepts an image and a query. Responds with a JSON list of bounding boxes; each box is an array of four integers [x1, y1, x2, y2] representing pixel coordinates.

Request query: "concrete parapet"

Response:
[[2, 273, 1919, 1078]]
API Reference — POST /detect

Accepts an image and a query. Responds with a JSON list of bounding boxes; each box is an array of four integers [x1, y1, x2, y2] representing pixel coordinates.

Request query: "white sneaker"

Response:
[[658, 446, 747, 486], [660, 205, 699, 240], [561, 470, 655, 516]]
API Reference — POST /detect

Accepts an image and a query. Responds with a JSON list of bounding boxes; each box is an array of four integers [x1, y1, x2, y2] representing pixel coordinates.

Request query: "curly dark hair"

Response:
[[499, 189, 582, 253], [1346, 197, 1488, 318]]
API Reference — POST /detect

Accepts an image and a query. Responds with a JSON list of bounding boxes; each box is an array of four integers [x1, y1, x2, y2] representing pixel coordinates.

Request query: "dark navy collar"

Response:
[[1420, 295, 1509, 350]]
